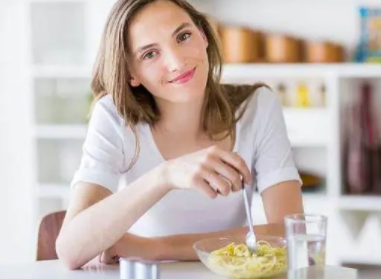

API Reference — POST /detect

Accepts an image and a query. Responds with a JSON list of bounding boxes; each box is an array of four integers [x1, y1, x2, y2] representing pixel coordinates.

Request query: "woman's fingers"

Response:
[[194, 176, 218, 198], [209, 157, 243, 192], [99, 245, 120, 264], [172, 146, 252, 199], [203, 169, 233, 196], [213, 148, 252, 185]]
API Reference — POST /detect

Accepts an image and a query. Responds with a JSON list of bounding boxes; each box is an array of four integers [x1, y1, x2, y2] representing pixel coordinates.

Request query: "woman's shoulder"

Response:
[[225, 83, 279, 121], [92, 94, 125, 126], [246, 85, 280, 112], [91, 94, 144, 143], [93, 94, 118, 115]]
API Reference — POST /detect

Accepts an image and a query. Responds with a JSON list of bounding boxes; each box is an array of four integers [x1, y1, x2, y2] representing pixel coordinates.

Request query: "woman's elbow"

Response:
[[55, 235, 83, 270]]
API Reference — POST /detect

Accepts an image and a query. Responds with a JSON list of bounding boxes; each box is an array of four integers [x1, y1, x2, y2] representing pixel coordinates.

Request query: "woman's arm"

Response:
[[56, 165, 170, 270], [57, 145, 251, 269], [106, 181, 302, 262], [261, 180, 304, 223], [157, 181, 303, 261], [101, 223, 283, 263], [152, 223, 285, 261]]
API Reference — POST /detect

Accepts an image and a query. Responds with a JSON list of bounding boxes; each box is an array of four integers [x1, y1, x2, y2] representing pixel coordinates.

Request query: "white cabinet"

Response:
[[222, 63, 381, 265], [29, 0, 93, 222]]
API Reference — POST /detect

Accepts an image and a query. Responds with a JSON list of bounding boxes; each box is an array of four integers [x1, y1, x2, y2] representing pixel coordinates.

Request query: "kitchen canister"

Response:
[[264, 34, 302, 63], [305, 40, 345, 63], [120, 258, 160, 279], [219, 26, 262, 63]]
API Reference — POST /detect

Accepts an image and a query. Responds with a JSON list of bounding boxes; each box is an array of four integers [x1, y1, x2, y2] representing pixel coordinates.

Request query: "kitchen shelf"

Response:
[[338, 196, 381, 211], [35, 125, 88, 139], [36, 139, 83, 185], [221, 63, 381, 80], [283, 108, 328, 147], [33, 65, 92, 78], [339, 216, 381, 265]]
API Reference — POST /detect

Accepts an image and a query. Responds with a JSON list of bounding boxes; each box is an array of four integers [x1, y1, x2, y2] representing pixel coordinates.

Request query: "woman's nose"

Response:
[[164, 48, 185, 72]]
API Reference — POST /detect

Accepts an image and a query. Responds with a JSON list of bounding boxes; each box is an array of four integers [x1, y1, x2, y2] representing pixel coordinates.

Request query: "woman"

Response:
[[56, 0, 304, 269]]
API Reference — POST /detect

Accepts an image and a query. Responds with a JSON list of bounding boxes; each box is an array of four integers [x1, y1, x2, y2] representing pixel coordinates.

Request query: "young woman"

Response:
[[56, 0, 304, 269]]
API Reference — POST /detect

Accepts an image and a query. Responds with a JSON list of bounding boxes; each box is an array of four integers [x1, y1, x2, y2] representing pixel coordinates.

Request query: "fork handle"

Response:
[[242, 184, 255, 236]]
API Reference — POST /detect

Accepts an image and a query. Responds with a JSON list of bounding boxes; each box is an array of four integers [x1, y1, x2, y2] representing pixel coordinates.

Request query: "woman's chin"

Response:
[[169, 94, 205, 104], [164, 84, 206, 103]]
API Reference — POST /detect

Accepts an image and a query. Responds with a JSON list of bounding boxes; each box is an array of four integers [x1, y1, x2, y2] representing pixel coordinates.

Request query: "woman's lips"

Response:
[[169, 67, 196, 84]]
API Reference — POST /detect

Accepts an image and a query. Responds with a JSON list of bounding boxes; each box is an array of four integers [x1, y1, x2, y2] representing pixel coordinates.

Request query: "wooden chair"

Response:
[[36, 210, 66, 261]]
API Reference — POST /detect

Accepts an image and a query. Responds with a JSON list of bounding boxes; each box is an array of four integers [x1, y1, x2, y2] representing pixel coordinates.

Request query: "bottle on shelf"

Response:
[[319, 84, 326, 107], [277, 83, 289, 107], [296, 82, 311, 108]]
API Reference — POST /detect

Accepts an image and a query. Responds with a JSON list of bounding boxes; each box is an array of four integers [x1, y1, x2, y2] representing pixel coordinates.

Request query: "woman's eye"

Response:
[[143, 51, 158, 60], [178, 32, 191, 42]]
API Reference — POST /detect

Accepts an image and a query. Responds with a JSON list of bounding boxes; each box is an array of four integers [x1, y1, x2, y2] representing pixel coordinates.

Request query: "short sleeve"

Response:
[[70, 95, 125, 193], [253, 88, 302, 193]]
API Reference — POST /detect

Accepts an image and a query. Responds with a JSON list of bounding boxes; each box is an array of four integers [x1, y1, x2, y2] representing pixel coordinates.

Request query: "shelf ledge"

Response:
[[35, 125, 88, 139]]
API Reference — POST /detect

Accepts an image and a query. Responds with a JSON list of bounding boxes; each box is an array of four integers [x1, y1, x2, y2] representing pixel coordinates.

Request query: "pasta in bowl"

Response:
[[193, 236, 287, 279]]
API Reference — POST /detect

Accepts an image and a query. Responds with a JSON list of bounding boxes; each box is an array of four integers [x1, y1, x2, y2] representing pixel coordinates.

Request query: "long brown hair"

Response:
[[91, 0, 265, 168]]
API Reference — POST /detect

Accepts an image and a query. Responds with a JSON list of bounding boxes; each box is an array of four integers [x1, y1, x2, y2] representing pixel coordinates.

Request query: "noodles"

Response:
[[207, 240, 287, 279]]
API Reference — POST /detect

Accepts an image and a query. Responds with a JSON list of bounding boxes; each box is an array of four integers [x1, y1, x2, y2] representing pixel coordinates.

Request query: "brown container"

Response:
[[331, 43, 345, 62], [264, 34, 302, 63], [305, 41, 345, 63], [219, 26, 261, 63]]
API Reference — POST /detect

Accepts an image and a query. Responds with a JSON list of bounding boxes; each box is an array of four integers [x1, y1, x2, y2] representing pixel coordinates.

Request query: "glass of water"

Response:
[[285, 214, 327, 271]]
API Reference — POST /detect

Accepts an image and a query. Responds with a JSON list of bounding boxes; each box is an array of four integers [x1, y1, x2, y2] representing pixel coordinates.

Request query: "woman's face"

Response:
[[127, 0, 209, 104]]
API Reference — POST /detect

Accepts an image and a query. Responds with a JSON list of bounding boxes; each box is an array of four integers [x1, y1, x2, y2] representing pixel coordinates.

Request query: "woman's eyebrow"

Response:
[[134, 43, 157, 55], [171, 22, 192, 37], [133, 22, 192, 56]]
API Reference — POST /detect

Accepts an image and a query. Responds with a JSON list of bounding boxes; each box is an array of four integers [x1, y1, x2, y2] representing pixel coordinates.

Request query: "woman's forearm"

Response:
[[56, 165, 170, 269], [116, 223, 285, 261]]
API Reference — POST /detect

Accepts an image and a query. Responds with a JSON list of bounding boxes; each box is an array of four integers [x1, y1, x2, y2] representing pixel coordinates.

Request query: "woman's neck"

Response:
[[151, 96, 234, 160], [154, 97, 205, 141]]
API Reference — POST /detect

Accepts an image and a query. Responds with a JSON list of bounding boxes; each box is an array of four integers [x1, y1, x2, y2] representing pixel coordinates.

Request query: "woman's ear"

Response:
[[130, 76, 141, 87]]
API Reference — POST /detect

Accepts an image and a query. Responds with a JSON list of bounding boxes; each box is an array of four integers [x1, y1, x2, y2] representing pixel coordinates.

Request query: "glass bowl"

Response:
[[193, 235, 287, 279]]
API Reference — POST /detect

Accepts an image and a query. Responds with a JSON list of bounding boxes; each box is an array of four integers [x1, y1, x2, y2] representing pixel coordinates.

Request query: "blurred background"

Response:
[[1, 0, 381, 274]]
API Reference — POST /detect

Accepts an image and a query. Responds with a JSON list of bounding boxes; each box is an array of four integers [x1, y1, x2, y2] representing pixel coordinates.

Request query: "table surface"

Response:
[[0, 260, 359, 279]]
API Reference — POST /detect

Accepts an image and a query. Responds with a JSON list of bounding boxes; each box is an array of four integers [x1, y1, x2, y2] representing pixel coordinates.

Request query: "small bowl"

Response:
[[193, 235, 287, 279]]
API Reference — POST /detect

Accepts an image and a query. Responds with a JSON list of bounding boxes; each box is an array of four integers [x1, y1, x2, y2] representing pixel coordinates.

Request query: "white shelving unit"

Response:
[[28, 0, 92, 226], [223, 63, 381, 266], [222, 63, 381, 79], [35, 125, 88, 139], [26, 0, 116, 235], [15, 0, 381, 266], [283, 108, 329, 147], [339, 196, 381, 211], [33, 65, 92, 79]]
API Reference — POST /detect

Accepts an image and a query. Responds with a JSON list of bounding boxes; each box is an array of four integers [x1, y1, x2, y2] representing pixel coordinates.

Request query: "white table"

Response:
[[0, 260, 358, 279]]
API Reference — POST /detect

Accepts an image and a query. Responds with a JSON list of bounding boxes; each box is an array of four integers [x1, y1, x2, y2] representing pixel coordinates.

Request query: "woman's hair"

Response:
[[90, 0, 266, 169]]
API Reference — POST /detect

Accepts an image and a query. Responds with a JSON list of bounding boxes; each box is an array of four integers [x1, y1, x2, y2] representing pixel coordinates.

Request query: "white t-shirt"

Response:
[[70, 87, 302, 237]]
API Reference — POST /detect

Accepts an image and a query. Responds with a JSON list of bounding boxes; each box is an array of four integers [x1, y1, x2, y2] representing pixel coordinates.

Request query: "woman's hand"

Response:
[[99, 233, 161, 264], [99, 245, 119, 265], [162, 146, 252, 198]]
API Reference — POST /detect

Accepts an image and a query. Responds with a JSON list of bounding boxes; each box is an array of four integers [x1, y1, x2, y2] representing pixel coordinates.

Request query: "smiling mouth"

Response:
[[169, 67, 196, 84]]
